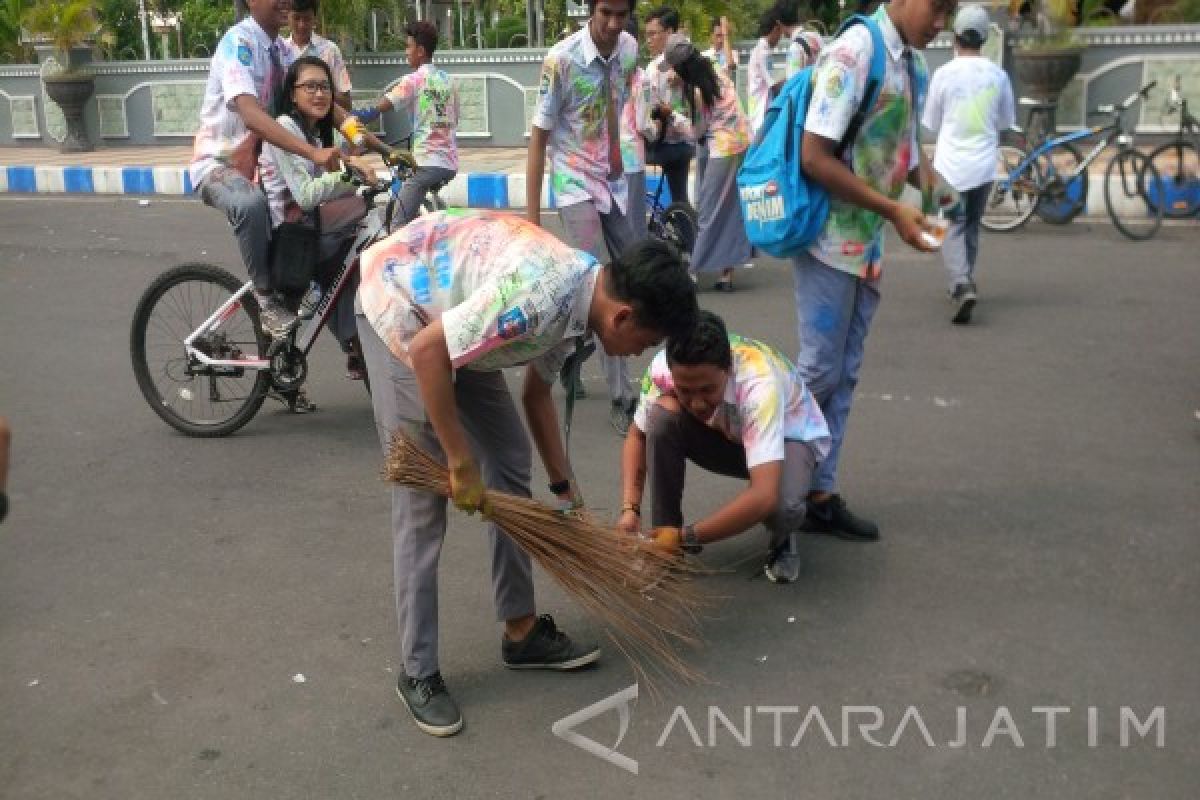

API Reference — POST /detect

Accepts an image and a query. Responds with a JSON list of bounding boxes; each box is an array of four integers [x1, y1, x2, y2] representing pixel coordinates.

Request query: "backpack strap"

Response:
[[832, 14, 888, 160]]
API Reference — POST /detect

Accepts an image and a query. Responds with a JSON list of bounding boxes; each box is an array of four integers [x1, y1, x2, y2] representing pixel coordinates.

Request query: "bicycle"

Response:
[[130, 154, 419, 437], [1145, 74, 1200, 219], [644, 163, 698, 257], [1006, 96, 1087, 224], [982, 81, 1165, 241]]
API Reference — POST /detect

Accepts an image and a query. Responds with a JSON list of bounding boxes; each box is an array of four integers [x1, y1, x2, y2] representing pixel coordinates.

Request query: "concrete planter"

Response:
[[43, 72, 95, 152], [1014, 46, 1084, 104]]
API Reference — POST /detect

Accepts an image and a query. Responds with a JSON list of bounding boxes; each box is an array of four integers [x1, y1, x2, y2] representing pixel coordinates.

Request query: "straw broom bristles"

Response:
[[384, 430, 710, 688]]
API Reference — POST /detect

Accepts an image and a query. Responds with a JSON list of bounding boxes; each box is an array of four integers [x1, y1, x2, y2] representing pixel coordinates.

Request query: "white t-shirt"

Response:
[[921, 55, 1016, 192]]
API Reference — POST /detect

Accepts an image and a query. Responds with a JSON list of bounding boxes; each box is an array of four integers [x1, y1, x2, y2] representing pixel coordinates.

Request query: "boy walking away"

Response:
[[796, 0, 953, 540], [618, 312, 830, 584], [921, 4, 1014, 324], [286, 0, 353, 110], [190, 0, 343, 339], [355, 211, 698, 737], [527, 0, 642, 436], [353, 21, 459, 227]]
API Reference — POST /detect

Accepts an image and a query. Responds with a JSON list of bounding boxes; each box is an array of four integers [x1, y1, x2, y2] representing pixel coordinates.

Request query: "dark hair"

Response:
[[277, 55, 336, 146], [606, 239, 698, 341], [955, 31, 984, 50], [710, 18, 722, 32], [666, 310, 731, 371], [587, 0, 641, 17], [775, 0, 800, 27], [645, 5, 679, 31], [757, 7, 782, 37], [406, 21, 439, 57], [291, 0, 319, 13], [675, 49, 721, 114]]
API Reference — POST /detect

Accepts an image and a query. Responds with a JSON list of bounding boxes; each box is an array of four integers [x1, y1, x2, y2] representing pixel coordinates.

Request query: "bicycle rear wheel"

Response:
[[1146, 140, 1199, 218], [1105, 149, 1163, 241], [1035, 143, 1088, 224], [981, 145, 1041, 232], [130, 263, 271, 437], [661, 202, 698, 255]]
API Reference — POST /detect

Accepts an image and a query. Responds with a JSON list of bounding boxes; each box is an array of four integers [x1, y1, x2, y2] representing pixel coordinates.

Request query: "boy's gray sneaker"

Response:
[[502, 614, 600, 670], [396, 671, 463, 737], [949, 282, 977, 325], [764, 533, 802, 584]]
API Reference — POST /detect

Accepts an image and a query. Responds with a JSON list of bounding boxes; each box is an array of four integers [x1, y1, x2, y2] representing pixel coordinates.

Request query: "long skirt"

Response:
[[690, 150, 753, 274]]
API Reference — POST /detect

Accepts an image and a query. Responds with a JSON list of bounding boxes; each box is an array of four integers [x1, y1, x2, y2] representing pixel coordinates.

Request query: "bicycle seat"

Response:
[[1095, 104, 1116, 115]]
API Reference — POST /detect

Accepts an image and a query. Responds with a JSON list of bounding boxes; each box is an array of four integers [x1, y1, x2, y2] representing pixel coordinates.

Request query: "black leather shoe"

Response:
[[396, 671, 463, 737], [802, 494, 880, 541]]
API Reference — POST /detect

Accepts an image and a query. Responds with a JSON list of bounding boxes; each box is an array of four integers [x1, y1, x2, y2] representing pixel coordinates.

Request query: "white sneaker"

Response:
[[764, 533, 802, 584]]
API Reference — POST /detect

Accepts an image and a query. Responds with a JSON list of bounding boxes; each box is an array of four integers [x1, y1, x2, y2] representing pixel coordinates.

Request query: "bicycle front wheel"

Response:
[[981, 145, 1041, 232], [1146, 140, 1199, 218], [1105, 150, 1164, 241], [1035, 143, 1088, 224], [130, 263, 271, 437]]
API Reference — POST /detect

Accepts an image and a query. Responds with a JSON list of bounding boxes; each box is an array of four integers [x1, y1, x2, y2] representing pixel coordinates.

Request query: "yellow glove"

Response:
[[449, 459, 490, 516]]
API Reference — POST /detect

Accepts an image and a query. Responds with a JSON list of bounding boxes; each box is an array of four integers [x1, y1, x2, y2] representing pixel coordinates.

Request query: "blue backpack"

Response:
[[737, 14, 888, 258]]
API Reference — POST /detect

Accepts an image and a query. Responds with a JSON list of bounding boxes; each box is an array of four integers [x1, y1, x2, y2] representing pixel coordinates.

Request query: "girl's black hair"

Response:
[[675, 49, 721, 116], [277, 55, 336, 147]]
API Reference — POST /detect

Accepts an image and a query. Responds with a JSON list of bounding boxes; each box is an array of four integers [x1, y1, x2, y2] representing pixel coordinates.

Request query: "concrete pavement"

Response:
[[0, 196, 1196, 798]]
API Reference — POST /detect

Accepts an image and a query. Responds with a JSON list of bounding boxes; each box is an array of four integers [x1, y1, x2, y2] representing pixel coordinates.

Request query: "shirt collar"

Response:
[[578, 23, 616, 66], [244, 16, 279, 51], [874, 5, 909, 62], [568, 257, 600, 339]]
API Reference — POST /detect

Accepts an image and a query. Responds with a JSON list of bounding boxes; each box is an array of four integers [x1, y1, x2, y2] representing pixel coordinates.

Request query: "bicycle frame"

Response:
[[184, 204, 388, 374], [999, 122, 1119, 194]]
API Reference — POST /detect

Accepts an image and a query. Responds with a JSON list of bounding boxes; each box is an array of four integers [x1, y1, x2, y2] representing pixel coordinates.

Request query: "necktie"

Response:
[[267, 43, 285, 114], [603, 63, 623, 181]]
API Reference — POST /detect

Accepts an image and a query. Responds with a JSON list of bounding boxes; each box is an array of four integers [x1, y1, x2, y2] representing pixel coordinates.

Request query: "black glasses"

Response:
[[295, 81, 332, 95]]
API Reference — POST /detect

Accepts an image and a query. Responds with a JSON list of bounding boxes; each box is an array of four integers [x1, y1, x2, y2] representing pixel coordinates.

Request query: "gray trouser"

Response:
[[198, 166, 272, 292], [356, 315, 536, 680], [941, 182, 992, 291], [394, 166, 456, 226], [558, 198, 636, 404], [644, 403, 816, 541], [626, 170, 648, 240]]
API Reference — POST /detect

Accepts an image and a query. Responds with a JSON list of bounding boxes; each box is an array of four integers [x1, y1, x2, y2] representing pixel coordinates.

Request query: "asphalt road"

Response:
[[1, 196, 1197, 799]]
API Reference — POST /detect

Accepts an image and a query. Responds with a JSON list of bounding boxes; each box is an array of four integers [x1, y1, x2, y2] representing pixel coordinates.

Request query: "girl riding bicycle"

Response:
[[259, 55, 378, 385]]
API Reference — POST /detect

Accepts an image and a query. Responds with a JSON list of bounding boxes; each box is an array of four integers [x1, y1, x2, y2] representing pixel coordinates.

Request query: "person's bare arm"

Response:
[[408, 319, 473, 472], [616, 423, 648, 534], [526, 126, 550, 227], [800, 131, 934, 252], [521, 368, 579, 506], [235, 95, 341, 171]]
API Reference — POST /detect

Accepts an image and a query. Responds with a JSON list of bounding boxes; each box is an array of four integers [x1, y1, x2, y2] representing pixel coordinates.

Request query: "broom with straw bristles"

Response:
[[384, 429, 711, 689]]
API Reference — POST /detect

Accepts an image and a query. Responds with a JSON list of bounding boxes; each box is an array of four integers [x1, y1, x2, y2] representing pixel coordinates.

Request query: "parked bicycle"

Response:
[[1006, 96, 1087, 224], [982, 81, 1164, 241], [1145, 74, 1199, 219], [644, 163, 698, 258], [130, 153, 418, 437]]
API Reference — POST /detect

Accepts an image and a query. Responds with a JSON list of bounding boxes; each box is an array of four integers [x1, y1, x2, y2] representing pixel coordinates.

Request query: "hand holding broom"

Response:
[[386, 430, 708, 688]]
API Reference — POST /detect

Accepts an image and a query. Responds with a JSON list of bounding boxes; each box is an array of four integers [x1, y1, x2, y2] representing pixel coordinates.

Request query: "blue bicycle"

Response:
[[982, 81, 1165, 241]]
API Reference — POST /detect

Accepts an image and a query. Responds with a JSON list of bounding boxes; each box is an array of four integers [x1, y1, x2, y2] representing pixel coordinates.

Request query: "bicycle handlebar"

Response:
[[1118, 81, 1157, 113]]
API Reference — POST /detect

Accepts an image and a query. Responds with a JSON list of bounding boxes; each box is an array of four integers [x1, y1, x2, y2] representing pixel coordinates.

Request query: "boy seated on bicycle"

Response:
[[353, 209, 697, 737], [189, 0, 387, 340], [351, 21, 460, 226]]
